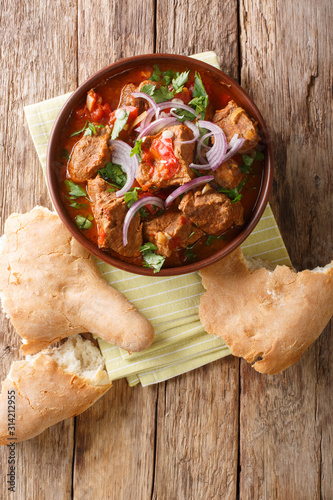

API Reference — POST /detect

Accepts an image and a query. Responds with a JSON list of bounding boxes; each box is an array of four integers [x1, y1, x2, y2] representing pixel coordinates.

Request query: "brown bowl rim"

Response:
[[47, 53, 274, 277]]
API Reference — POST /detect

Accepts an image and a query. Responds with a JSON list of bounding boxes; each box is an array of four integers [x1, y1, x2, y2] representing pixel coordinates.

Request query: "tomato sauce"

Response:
[[56, 64, 264, 268]]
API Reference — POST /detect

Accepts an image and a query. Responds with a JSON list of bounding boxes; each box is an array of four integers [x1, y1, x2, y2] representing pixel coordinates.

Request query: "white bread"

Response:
[[199, 248, 333, 374], [0, 206, 154, 354], [0, 335, 111, 444]]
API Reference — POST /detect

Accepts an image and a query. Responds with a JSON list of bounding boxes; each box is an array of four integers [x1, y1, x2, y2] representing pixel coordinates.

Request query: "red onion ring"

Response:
[[123, 196, 164, 246], [189, 120, 227, 171], [109, 140, 139, 197], [196, 132, 213, 163], [137, 117, 179, 139], [138, 101, 200, 131], [164, 175, 214, 208], [221, 137, 246, 163], [131, 92, 159, 119], [179, 120, 200, 144]]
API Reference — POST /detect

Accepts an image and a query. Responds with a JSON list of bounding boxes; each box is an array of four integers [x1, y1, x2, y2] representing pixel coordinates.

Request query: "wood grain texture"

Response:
[[239, 0, 333, 498], [152, 358, 240, 500], [0, 1, 78, 499], [153, 3, 241, 498], [73, 381, 158, 500], [73, 3, 157, 499], [155, 0, 239, 80], [77, 0, 155, 83]]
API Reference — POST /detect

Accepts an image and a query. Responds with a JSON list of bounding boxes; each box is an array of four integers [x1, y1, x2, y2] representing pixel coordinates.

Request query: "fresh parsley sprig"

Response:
[[140, 242, 165, 273], [219, 177, 247, 203], [98, 162, 127, 187]]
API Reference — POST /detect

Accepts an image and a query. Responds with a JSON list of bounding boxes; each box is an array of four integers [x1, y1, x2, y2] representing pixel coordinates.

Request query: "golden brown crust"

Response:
[[0, 353, 111, 444], [0, 207, 154, 354], [199, 248, 333, 374]]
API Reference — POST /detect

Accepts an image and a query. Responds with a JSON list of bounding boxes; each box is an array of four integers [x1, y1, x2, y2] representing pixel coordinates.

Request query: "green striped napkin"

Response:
[[24, 51, 291, 386]]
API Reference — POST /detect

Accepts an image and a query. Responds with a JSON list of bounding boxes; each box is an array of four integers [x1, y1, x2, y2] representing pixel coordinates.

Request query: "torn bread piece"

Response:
[[199, 248, 333, 374], [0, 335, 111, 444], [0, 206, 154, 354]]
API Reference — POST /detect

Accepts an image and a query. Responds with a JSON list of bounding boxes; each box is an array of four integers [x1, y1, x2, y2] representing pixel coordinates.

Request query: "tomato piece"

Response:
[[174, 88, 192, 104], [91, 104, 104, 122], [102, 103, 112, 117], [151, 137, 179, 179], [98, 228, 106, 246], [122, 105, 138, 122], [75, 106, 87, 118]]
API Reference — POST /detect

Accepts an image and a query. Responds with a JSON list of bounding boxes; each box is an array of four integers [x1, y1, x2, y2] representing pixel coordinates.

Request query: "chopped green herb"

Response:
[[69, 202, 89, 209], [107, 187, 116, 193], [75, 215, 93, 230], [64, 179, 87, 198], [151, 65, 161, 82], [71, 121, 88, 137], [161, 69, 175, 86], [190, 72, 208, 118], [152, 86, 175, 103], [130, 139, 143, 162], [219, 177, 247, 203], [111, 110, 130, 140], [173, 108, 196, 122], [140, 243, 165, 273], [171, 70, 190, 93], [141, 84, 156, 96], [124, 187, 141, 208], [85, 123, 104, 136], [243, 154, 254, 167], [139, 207, 150, 218], [61, 149, 70, 160], [189, 231, 195, 238], [191, 168, 206, 177], [206, 234, 227, 246], [184, 247, 196, 262], [254, 150, 265, 161], [98, 162, 127, 187]]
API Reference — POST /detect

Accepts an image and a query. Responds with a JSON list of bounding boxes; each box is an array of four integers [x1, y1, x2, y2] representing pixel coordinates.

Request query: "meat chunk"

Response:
[[213, 159, 245, 189], [143, 209, 203, 258], [118, 80, 158, 114], [179, 185, 244, 235], [213, 100, 259, 153], [87, 176, 142, 257], [136, 124, 195, 190], [68, 127, 111, 183]]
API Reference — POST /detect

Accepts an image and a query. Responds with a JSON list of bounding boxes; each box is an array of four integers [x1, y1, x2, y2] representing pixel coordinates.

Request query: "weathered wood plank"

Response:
[[155, 0, 239, 80], [72, 2, 157, 499], [0, 1, 78, 499], [73, 380, 158, 500], [152, 359, 240, 500], [153, 2, 240, 498], [239, 0, 333, 498]]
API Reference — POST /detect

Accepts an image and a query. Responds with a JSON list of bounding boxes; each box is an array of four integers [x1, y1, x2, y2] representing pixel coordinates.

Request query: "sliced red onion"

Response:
[[138, 117, 179, 139], [123, 196, 164, 246], [109, 140, 139, 197], [228, 133, 239, 149], [189, 120, 227, 171], [131, 91, 159, 118], [179, 120, 200, 144], [164, 176, 214, 208], [221, 137, 246, 163], [138, 101, 199, 131], [196, 132, 213, 163]]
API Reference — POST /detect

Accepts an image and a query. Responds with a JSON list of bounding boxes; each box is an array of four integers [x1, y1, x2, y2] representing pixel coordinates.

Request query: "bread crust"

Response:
[[0, 353, 111, 444], [0, 207, 154, 354], [199, 248, 333, 374]]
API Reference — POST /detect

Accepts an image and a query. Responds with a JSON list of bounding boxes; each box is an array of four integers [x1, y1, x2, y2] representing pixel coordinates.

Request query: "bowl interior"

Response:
[[47, 53, 273, 276]]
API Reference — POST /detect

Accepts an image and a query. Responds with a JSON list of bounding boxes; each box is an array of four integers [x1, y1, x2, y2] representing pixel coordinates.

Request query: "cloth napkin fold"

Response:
[[24, 51, 291, 387]]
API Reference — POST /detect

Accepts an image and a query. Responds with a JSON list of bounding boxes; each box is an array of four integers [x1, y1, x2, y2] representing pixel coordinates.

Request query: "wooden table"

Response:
[[1, 1, 332, 498]]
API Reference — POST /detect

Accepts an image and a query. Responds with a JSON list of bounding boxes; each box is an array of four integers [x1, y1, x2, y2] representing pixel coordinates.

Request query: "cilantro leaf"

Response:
[[98, 162, 127, 187], [171, 70, 190, 93], [152, 86, 175, 103], [141, 84, 156, 96], [191, 72, 208, 118], [219, 177, 247, 203], [124, 187, 141, 208], [184, 246, 196, 262], [139, 207, 150, 218], [69, 202, 89, 209], [151, 65, 161, 82], [243, 154, 254, 167], [254, 150, 265, 161], [84, 122, 104, 136], [130, 139, 143, 162], [173, 108, 196, 122], [71, 121, 88, 137], [64, 180, 88, 198], [161, 69, 174, 86], [75, 215, 93, 230], [111, 110, 130, 140], [140, 243, 165, 273], [206, 234, 227, 246]]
